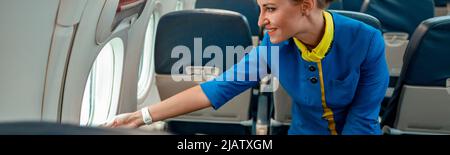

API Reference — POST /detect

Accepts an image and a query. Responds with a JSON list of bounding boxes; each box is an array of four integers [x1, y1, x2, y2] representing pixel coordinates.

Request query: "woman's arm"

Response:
[[106, 35, 271, 128], [106, 85, 211, 128], [146, 85, 211, 123]]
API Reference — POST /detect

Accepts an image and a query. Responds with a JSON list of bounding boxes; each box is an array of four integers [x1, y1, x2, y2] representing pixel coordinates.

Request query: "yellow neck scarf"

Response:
[[293, 11, 334, 62]]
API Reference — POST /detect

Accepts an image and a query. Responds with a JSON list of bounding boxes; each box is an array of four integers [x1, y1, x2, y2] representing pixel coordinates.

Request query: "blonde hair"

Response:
[[291, 0, 335, 9]]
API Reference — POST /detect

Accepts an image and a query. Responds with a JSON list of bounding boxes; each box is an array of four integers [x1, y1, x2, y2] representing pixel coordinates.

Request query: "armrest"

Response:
[[255, 94, 270, 135]]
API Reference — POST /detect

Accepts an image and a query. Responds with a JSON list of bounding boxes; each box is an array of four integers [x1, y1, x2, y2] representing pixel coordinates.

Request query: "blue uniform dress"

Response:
[[200, 12, 389, 135]]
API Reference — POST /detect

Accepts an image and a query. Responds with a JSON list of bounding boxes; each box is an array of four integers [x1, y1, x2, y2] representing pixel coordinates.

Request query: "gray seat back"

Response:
[[382, 16, 450, 134], [154, 9, 253, 123]]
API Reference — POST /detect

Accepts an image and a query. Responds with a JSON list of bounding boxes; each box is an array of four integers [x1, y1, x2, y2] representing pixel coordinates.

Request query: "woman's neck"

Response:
[[293, 10, 325, 48]]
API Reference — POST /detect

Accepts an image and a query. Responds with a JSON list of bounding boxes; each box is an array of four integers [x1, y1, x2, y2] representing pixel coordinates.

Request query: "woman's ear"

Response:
[[300, 0, 316, 16]]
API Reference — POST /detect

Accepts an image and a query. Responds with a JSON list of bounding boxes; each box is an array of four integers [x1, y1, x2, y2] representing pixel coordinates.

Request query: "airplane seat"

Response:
[[362, 0, 435, 36], [61, 0, 154, 125], [154, 9, 254, 135], [269, 10, 383, 135], [194, 0, 263, 134], [0, 0, 88, 122], [382, 16, 450, 135], [362, 0, 435, 104], [194, 0, 261, 45]]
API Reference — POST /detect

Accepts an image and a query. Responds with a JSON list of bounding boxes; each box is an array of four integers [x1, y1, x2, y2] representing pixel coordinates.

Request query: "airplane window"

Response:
[[176, 0, 184, 10], [80, 38, 124, 126], [137, 12, 158, 101]]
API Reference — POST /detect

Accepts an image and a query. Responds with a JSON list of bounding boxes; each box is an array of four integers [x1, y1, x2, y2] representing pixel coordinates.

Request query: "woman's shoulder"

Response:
[[331, 12, 380, 37], [332, 12, 383, 50]]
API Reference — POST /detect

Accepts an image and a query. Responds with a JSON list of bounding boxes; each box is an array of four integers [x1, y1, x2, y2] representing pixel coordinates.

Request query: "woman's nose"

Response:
[[258, 18, 269, 28]]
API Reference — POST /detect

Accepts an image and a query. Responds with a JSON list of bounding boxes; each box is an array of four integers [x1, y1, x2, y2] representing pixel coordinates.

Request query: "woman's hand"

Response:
[[101, 111, 144, 128]]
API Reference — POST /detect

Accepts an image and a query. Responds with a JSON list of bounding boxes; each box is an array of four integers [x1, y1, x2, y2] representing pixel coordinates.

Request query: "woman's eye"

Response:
[[267, 7, 275, 12]]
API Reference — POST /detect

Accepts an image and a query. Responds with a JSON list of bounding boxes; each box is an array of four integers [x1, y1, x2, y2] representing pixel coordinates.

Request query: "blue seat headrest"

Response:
[[195, 0, 260, 37], [401, 16, 450, 87], [364, 0, 435, 37]]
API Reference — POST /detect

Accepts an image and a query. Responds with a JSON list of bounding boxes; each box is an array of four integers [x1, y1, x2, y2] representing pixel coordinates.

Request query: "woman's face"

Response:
[[257, 0, 306, 44]]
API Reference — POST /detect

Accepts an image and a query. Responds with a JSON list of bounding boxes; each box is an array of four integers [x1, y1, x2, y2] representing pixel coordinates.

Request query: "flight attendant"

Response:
[[106, 0, 389, 135]]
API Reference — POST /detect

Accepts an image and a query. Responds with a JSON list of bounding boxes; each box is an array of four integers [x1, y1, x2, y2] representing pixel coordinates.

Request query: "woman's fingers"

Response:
[[99, 114, 126, 128], [98, 113, 136, 128], [99, 120, 113, 128]]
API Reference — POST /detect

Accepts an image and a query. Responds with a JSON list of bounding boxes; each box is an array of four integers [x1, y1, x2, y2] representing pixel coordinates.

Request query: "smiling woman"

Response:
[[257, 0, 335, 44], [253, 0, 387, 135], [108, 0, 389, 135]]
